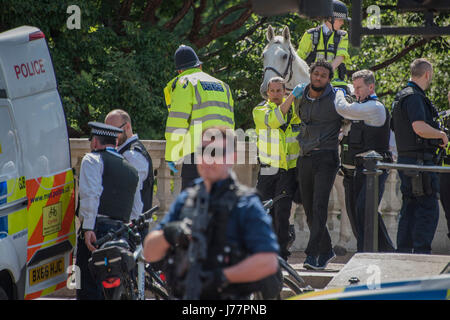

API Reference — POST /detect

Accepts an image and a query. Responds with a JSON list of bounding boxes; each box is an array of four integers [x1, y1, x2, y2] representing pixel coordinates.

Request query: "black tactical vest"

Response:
[[391, 83, 440, 156], [96, 149, 139, 222], [118, 138, 154, 212], [342, 97, 391, 166]]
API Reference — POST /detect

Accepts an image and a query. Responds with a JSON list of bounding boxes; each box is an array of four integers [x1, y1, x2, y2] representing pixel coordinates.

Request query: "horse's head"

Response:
[[260, 25, 310, 99]]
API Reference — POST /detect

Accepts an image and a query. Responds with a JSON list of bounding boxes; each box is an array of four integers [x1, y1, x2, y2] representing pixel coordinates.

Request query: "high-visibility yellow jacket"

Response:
[[253, 99, 301, 170], [297, 26, 350, 87], [163, 68, 234, 162]]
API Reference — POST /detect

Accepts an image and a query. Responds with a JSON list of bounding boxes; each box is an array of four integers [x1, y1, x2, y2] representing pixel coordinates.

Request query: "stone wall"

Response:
[[70, 138, 450, 254]]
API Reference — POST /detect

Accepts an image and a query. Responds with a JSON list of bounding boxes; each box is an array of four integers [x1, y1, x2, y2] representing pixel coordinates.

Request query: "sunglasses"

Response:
[[119, 122, 127, 129]]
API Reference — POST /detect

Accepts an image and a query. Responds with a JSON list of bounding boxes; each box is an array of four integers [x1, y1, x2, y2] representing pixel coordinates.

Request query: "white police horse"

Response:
[[260, 25, 309, 99], [261, 25, 353, 254]]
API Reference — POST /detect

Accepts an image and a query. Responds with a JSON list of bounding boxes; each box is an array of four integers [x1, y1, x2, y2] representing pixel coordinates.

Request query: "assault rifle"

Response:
[[183, 184, 210, 299]]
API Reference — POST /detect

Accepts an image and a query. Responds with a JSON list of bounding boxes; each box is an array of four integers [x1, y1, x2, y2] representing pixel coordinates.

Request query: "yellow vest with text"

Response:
[[297, 27, 350, 87], [253, 99, 301, 170], [164, 68, 234, 162]]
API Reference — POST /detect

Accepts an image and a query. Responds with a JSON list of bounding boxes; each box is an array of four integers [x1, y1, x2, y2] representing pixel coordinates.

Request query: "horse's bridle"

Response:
[[263, 46, 295, 91]]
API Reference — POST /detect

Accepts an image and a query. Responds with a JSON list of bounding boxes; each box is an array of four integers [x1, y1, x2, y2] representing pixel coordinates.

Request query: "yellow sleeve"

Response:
[[336, 31, 350, 64], [164, 79, 194, 162], [253, 104, 286, 130], [297, 31, 312, 61]]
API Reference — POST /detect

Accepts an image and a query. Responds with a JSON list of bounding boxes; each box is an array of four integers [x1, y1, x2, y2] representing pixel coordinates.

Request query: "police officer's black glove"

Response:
[[200, 268, 229, 295], [163, 218, 192, 248]]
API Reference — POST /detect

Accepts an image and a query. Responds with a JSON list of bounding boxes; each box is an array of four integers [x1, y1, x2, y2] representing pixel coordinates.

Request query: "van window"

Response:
[[0, 105, 20, 183], [12, 91, 70, 179]]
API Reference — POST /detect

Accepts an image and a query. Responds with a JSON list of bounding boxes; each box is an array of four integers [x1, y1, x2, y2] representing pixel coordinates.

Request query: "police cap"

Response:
[[88, 121, 123, 138], [332, 0, 350, 20], [174, 45, 202, 71]]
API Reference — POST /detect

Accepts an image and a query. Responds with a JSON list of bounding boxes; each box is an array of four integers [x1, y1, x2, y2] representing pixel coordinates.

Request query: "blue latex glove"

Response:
[[167, 161, 178, 173], [292, 83, 306, 98], [334, 87, 347, 96]]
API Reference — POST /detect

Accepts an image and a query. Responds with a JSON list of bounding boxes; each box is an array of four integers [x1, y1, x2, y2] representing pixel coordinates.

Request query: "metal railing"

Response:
[[360, 150, 450, 252]]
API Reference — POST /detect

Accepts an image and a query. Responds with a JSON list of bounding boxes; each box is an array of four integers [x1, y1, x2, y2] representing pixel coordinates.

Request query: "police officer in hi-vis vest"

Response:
[[76, 122, 139, 300], [163, 45, 235, 190], [297, 0, 351, 92], [253, 76, 303, 260]]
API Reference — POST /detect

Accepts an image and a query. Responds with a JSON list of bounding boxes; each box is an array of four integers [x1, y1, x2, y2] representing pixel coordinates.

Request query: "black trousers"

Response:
[[181, 153, 199, 191], [439, 173, 450, 239], [297, 150, 339, 257], [256, 167, 297, 259]]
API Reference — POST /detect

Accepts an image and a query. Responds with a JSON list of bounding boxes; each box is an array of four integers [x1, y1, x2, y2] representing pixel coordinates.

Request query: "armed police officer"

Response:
[[391, 58, 448, 254], [143, 127, 281, 300], [164, 45, 235, 190], [253, 76, 302, 260], [334, 69, 395, 252], [76, 122, 139, 300], [297, 0, 351, 92]]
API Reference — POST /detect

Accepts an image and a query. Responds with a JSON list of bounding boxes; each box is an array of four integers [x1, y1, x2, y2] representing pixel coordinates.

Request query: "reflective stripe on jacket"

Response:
[[164, 68, 234, 162], [253, 99, 301, 170]]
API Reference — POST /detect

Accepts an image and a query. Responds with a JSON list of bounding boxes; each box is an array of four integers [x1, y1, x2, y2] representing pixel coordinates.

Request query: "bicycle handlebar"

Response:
[[93, 205, 159, 248]]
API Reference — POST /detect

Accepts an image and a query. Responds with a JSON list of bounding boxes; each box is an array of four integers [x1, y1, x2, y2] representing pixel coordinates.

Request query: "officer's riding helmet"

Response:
[[174, 45, 202, 71], [332, 0, 350, 21]]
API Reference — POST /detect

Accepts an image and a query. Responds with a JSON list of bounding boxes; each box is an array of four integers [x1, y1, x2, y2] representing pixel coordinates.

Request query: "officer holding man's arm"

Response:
[[334, 69, 395, 252], [391, 58, 448, 254]]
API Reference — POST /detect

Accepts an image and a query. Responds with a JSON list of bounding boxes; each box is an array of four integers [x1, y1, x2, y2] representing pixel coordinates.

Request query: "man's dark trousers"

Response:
[[297, 150, 339, 257], [353, 166, 395, 252], [256, 166, 297, 259], [396, 157, 439, 254]]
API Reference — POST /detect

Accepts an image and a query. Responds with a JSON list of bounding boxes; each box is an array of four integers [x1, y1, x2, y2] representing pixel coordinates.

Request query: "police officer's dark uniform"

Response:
[[155, 172, 281, 299], [340, 94, 395, 252], [76, 122, 138, 299], [118, 137, 154, 212], [391, 81, 440, 254]]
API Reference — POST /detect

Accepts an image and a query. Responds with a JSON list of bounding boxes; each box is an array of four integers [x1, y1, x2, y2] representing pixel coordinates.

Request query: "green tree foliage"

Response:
[[0, 0, 448, 139]]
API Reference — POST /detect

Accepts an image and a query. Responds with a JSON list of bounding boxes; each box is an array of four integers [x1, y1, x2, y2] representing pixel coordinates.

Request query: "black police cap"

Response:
[[88, 121, 123, 138]]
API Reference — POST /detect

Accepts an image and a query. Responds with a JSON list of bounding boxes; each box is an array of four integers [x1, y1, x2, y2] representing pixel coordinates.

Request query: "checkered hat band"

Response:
[[92, 129, 118, 137], [333, 12, 347, 19]]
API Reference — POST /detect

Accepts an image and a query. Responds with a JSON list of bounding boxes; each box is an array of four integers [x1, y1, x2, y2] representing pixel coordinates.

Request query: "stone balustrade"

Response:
[[70, 138, 450, 254]]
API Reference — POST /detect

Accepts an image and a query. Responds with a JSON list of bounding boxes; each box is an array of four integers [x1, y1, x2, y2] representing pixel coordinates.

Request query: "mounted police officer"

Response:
[[334, 69, 395, 252], [163, 45, 235, 190], [143, 127, 281, 299], [76, 122, 139, 300], [297, 0, 351, 92], [391, 58, 448, 254], [253, 76, 302, 260]]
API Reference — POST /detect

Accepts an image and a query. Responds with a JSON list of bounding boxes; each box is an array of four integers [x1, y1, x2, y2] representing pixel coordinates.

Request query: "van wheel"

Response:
[[0, 287, 8, 300]]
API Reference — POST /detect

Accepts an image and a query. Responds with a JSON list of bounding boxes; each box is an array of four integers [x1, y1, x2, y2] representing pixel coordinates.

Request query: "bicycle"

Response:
[[88, 206, 169, 300], [260, 199, 314, 299]]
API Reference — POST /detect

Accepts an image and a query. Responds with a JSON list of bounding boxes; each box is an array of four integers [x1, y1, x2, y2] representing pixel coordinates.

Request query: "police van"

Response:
[[0, 26, 75, 299]]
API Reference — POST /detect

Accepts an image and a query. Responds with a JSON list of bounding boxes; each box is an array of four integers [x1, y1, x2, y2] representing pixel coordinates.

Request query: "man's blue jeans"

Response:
[[396, 157, 439, 254]]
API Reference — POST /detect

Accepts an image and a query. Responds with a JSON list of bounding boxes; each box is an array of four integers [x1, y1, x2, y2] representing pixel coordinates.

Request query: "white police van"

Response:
[[0, 26, 75, 299]]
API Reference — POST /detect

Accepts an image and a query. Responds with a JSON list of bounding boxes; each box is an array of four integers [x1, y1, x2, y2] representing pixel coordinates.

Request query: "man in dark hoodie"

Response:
[[294, 60, 343, 270]]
